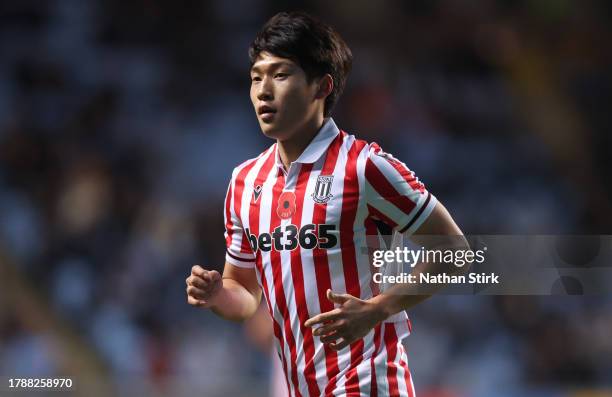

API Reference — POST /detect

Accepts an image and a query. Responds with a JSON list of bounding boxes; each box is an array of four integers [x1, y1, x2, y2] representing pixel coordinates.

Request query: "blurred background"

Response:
[[0, 0, 611, 396]]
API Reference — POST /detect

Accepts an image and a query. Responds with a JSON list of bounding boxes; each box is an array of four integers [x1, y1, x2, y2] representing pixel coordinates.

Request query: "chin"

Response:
[[259, 121, 287, 140]]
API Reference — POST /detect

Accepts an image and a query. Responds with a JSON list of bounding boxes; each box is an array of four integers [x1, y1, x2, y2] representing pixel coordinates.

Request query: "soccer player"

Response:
[[186, 11, 466, 397]]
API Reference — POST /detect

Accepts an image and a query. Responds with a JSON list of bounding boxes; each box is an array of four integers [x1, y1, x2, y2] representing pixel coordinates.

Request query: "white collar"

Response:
[[274, 118, 340, 170]]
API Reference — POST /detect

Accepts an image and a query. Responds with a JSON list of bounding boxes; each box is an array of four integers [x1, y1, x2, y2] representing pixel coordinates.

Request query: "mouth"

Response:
[[258, 105, 277, 121]]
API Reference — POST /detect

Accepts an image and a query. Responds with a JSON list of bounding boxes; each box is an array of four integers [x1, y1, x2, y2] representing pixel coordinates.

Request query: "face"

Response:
[[250, 52, 323, 141]]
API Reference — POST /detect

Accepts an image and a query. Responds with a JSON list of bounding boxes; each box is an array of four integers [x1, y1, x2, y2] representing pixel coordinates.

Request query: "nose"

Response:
[[257, 76, 273, 101]]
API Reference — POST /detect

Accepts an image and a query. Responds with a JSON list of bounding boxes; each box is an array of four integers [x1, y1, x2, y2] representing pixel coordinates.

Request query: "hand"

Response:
[[186, 265, 223, 309], [304, 289, 387, 351]]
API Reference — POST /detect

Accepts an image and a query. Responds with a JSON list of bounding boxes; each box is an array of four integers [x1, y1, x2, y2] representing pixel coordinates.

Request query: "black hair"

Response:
[[249, 11, 352, 117]]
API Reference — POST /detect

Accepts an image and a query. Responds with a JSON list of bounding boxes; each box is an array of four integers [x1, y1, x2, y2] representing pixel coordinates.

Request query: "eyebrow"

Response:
[[250, 61, 293, 74]]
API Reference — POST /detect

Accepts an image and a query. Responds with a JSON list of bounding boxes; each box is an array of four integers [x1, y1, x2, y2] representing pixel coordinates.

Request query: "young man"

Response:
[[186, 12, 466, 397]]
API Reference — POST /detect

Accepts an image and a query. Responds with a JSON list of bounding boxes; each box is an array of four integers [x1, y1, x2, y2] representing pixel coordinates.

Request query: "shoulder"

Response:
[[229, 143, 276, 182], [351, 137, 405, 168], [338, 131, 393, 163], [336, 129, 372, 155], [335, 125, 406, 162], [334, 131, 397, 175]]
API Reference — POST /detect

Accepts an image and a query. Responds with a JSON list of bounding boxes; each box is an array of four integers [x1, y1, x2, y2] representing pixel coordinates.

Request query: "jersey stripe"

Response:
[[224, 181, 234, 248], [366, 204, 399, 229], [233, 157, 261, 254], [365, 155, 417, 216], [286, 163, 321, 396], [368, 323, 383, 397], [277, 166, 311, 395], [364, 216, 382, 299], [354, 143, 385, 384], [298, 165, 331, 395], [398, 344, 415, 397], [244, 148, 293, 394], [226, 172, 254, 264], [339, 137, 368, 394], [384, 323, 400, 396], [311, 132, 344, 394], [269, 172, 303, 397], [370, 143, 425, 193]]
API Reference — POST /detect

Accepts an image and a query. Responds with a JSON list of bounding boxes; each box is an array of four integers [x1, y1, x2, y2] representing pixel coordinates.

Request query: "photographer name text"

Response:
[[373, 272, 500, 285]]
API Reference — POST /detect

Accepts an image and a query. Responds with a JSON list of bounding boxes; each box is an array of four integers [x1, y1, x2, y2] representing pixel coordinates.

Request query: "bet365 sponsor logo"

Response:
[[245, 224, 338, 252]]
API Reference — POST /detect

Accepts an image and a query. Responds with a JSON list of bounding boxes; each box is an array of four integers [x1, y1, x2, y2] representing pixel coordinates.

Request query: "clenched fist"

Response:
[[186, 265, 223, 308]]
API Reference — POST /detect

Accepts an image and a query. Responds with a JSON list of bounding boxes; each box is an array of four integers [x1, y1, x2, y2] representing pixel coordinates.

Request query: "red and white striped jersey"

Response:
[[224, 118, 436, 396]]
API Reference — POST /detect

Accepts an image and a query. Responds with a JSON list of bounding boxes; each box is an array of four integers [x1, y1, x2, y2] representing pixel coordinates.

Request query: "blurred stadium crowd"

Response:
[[0, 1, 611, 396]]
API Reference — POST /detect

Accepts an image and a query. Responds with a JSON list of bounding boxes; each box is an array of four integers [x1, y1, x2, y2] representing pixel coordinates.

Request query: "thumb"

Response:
[[326, 289, 350, 304]]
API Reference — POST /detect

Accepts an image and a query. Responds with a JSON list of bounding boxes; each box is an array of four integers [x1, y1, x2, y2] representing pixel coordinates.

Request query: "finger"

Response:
[[326, 289, 351, 305], [191, 265, 205, 277], [312, 319, 345, 336], [186, 285, 198, 297], [320, 331, 342, 344], [187, 276, 208, 290], [209, 270, 221, 282], [186, 275, 209, 290], [186, 285, 209, 300], [330, 337, 352, 351], [187, 295, 207, 307], [304, 308, 342, 327]]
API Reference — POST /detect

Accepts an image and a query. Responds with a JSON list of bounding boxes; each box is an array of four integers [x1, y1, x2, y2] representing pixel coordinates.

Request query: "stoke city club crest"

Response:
[[312, 175, 334, 204]]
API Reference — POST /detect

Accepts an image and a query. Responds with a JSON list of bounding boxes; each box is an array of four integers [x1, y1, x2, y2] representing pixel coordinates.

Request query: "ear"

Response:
[[314, 74, 333, 100]]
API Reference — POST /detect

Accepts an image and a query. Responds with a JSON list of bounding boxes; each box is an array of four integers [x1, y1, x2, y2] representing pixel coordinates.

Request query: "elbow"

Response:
[[225, 315, 251, 323]]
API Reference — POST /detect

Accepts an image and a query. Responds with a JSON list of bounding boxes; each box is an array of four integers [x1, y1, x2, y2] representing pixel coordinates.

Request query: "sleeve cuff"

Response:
[[397, 191, 437, 235], [225, 249, 256, 268]]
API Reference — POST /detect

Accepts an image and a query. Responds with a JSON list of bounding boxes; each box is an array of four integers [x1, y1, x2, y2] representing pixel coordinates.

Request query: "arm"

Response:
[[305, 200, 469, 349], [189, 170, 262, 322], [186, 261, 262, 322], [368, 200, 469, 317]]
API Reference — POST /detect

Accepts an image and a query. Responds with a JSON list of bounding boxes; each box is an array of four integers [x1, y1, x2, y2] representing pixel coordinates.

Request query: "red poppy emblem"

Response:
[[277, 191, 296, 220]]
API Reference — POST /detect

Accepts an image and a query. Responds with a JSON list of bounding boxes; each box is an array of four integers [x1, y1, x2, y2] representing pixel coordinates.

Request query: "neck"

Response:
[[277, 115, 325, 170]]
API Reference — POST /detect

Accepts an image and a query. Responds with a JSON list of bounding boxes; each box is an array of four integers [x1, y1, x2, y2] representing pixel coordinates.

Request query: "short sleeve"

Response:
[[224, 174, 256, 268], [364, 143, 437, 236]]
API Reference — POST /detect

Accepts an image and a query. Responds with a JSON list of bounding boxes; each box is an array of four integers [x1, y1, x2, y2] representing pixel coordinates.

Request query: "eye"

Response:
[[274, 73, 288, 79], [251, 76, 261, 82]]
